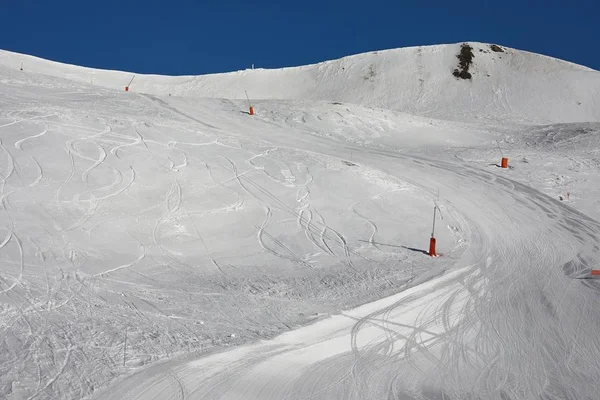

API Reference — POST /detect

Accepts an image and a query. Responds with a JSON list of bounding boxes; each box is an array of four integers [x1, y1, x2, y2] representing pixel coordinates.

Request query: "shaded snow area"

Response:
[[0, 43, 599, 400]]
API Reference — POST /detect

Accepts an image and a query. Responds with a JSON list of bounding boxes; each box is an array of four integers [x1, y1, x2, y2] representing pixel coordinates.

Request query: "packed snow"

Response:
[[0, 43, 599, 400]]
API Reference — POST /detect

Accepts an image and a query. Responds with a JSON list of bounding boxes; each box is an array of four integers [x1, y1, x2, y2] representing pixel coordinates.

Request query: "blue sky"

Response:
[[1, 0, 598, 74]]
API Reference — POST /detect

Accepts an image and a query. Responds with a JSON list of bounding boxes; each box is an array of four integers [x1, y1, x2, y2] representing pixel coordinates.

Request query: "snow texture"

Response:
[[0, 43, 599, 400]]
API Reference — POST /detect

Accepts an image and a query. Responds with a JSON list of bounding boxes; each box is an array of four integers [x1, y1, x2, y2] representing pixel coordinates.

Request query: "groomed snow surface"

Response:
[[0, 43, 599, 399]]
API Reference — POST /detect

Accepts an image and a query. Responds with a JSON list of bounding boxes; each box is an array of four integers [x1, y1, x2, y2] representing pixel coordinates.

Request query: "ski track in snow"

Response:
[[0, 231, 23, 295], [14, 124, 49, 150], [93, 243, 146, 278], [351, 201, 380, 252]]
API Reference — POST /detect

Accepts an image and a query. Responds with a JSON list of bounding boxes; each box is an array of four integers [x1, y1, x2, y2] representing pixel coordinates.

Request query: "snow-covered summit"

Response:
[[1, 42, 599, 123]]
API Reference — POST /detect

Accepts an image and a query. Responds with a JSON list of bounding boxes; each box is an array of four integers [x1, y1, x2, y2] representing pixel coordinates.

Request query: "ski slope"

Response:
[[0, 43, 599, 400]]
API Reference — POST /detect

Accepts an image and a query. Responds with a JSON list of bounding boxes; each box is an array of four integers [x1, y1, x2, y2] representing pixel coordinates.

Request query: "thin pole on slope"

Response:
[[245, 90, 252, 108], [128, 75, 136, 88], [432, 196, 443, 238], [431, 206, 437, 238], [429, 196, 444, 257], [496, 140, 504, 158]]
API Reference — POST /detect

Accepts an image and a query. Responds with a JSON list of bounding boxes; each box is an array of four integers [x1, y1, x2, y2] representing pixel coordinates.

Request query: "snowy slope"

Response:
[[1, 42, 599, 124], [1, 45, 600, 400]]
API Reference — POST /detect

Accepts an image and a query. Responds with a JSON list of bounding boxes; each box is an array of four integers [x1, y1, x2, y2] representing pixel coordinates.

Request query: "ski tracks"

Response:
[[0, 139, 16, 188], [257, 205, 315, 269], [26, 345, 74, 400], [93, 243, 146, 278], [351, 201, 379, 251], [0, 113, 56, 130], [0, 230, 24, 295], [152, 179, 188, 268], [229, 153, 363, 270], [14, 124, 49, 150]]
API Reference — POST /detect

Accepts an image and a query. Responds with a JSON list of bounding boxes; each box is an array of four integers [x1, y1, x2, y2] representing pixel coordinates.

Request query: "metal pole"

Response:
[[128, 75, 136, 87], [431, 206, 437, 238], [245, 91, 252, 108], [496, 141, 504, 158]]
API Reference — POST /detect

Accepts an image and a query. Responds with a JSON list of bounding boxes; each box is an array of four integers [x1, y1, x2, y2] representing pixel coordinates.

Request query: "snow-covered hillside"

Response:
[[1, 44, 599, 400], [2, 42, 599, 123]]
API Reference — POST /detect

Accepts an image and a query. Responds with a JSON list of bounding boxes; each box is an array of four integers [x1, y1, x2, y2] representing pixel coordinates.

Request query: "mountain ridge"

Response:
[[2, 42, 598, 123]]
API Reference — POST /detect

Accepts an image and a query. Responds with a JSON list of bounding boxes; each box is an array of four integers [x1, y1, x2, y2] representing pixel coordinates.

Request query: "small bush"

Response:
[[490, 44, 504, 53], [457, 44, 474, 70], [453, 69, 472, 79], [453, 43, 474, 80]]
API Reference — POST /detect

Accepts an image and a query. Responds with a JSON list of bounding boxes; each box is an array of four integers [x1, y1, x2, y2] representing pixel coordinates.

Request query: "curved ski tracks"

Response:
[[93, 128, 600, 400]]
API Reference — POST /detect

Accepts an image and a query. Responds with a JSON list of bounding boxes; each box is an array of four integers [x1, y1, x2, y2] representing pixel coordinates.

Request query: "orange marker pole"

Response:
[[429, 237, 437, 257], [429, 205, 439, 257], [496, 141, 508, 169]]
